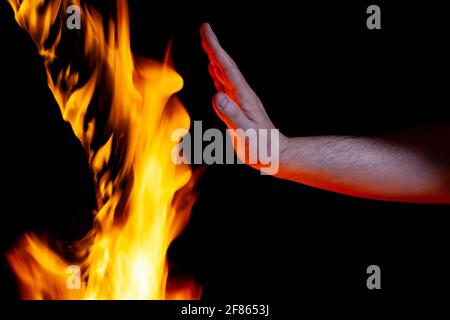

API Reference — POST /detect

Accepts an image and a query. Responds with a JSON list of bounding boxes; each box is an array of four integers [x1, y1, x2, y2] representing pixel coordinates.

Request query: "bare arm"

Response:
[[279, 126, 450, 203], [200, 23, 450, 204]]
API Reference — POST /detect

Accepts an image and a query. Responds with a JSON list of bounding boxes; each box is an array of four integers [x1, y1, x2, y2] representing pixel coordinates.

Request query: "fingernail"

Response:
[[206, 23, 217, 40], [215, 93, 227, 110]]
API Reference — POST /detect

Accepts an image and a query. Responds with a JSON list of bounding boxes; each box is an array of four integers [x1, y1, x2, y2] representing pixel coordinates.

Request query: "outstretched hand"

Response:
[[200, 23, 287, 173]]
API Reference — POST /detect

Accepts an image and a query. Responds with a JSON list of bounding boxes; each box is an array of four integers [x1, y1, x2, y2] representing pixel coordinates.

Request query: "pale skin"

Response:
[[200, 23, 450, 204]]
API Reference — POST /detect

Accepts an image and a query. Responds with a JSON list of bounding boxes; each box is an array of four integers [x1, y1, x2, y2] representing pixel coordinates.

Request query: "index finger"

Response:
[[200, 23, 253, 99]]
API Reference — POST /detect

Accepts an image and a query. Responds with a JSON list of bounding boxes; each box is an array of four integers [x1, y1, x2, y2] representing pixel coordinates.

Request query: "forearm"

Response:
[[277, 124, 450, 203]]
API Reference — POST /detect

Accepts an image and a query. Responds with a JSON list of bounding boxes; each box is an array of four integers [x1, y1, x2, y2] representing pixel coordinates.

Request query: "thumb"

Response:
[[213, 92, 252, 130]]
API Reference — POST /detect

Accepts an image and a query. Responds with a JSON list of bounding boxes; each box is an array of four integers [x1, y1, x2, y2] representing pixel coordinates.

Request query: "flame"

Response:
[[6, 0, 201, 299]]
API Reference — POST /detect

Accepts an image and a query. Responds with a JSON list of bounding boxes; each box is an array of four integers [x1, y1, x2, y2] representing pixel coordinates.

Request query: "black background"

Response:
[[0, 0, 449, 314]]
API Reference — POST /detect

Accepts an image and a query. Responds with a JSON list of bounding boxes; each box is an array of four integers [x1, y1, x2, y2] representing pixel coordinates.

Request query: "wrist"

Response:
[[277, 133, 291, 177]]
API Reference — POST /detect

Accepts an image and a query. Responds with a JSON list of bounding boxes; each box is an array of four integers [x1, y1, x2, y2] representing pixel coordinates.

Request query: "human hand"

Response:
[[200, 23, 287, 174]]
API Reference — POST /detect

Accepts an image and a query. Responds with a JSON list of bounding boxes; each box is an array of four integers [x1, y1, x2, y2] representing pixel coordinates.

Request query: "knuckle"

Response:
[[224, 101, 238, 117]]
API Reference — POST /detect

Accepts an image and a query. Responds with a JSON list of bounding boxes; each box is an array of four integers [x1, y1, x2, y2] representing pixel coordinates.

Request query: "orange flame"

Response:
[[6, 0, 200, 299]]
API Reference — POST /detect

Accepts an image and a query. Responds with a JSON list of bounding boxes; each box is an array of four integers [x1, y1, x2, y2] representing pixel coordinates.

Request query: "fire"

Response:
[[6, 0, 201, 299]]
